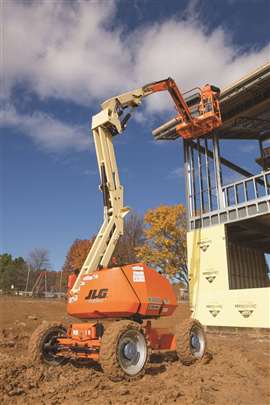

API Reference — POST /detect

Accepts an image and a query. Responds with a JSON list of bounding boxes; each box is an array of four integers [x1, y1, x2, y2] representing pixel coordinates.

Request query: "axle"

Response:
[[54, 321, 176, 361]]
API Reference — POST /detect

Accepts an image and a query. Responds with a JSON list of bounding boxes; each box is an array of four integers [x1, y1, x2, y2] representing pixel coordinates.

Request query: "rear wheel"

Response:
[[100, 320, 149, 381], [176, 318, 206, 365], [28, 322, 67, 365]]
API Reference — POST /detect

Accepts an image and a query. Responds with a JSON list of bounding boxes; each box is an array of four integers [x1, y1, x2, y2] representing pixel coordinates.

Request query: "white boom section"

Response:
[[71, 122, 128, 293], [71, 105, 136, 294]]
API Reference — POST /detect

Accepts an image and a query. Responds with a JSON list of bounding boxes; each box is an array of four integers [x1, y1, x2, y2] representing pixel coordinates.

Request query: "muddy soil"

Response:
[[0, 296, 269, 405]]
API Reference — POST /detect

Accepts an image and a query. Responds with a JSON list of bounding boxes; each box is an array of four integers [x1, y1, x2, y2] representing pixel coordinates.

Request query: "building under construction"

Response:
[[184, 63, 270, 328]]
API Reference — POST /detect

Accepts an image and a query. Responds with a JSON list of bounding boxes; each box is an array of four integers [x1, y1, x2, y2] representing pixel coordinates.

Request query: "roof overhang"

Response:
[[217, 62, 270, 140]]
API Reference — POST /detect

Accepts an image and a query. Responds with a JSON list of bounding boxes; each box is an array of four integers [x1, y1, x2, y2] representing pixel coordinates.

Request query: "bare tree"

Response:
[[113, 212, 144, 264], [28, 248, 51, 271]]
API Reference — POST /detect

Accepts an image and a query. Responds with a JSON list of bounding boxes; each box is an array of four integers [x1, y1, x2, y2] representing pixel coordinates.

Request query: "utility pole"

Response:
[[59, 270, 63, 293], [44, 271, 47, 295], [25, 264, 30, 292]]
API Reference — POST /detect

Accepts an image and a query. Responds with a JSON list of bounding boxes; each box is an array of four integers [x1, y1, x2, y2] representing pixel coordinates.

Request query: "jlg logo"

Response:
[[85, 288, 108, 300]]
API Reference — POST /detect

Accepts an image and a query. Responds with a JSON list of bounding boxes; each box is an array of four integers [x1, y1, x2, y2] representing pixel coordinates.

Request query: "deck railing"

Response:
[[222, 170, 270, 208], [188, 170, 270, 229]]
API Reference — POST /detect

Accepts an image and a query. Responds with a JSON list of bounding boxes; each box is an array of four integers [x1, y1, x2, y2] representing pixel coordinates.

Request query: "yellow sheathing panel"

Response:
[[187, 224, 270, 328]]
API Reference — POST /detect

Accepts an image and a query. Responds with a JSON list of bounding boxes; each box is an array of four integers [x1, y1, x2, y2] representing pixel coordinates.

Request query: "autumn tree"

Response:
[[113, 212, 144, 264], [62, 237, 95, 273], [62, 212, 143, 273], [136, 204, 188, 286]]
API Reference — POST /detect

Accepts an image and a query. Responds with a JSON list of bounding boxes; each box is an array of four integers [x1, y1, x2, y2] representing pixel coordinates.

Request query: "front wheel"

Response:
[[176, 318, 207, 365], [28, 322, 67, 365], [99, 320, 149, 381]]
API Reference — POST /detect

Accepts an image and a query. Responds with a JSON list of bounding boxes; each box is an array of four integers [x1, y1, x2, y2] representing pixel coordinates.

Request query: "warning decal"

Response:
[[206, 304, 222, 318], [235, 303, 256, 319], [133, 271, 145, 282]]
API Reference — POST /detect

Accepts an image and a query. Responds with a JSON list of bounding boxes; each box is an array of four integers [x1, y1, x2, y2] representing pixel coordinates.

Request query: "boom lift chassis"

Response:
[[29, 78, 221, 381]]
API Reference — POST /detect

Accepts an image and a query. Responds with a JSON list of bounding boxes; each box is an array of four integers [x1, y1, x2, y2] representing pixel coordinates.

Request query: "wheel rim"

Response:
[[190, 324, 205, 359], [117, 329, 147, 376], [41, 328, 65, 363]]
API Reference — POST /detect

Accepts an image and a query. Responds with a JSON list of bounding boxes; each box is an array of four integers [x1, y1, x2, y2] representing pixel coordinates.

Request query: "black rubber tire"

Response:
[[99, 320, 149, 382], [28, 322, 67, 366], [176, 318, 207, 365]]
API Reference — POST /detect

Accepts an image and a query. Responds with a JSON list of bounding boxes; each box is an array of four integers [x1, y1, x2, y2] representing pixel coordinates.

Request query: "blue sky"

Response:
[[1, 0, 269, 270]]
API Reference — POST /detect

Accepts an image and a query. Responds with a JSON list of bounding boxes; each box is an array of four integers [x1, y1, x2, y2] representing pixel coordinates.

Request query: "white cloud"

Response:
[[83, 169, 97, 176], [169, 167, 185, 178], [1, 0, 270, 150], [132, 21, 269, 112], [0, 106, 90, 152], [3, 1, 270, 105], [2, 0, 131, 104]]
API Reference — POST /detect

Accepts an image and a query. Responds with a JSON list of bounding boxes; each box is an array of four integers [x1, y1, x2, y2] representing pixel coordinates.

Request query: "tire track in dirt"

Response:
[[0, 297, 269, 405]]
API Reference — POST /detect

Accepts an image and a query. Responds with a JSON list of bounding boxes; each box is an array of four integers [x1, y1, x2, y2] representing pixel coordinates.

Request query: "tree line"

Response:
[[63, 204, 188, 286], [0, 249, 62, 293], [0, 204, 188, 293]]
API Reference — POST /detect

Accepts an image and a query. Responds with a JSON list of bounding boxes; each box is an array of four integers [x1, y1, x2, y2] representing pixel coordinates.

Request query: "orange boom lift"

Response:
[[29, 78, 221, 381]]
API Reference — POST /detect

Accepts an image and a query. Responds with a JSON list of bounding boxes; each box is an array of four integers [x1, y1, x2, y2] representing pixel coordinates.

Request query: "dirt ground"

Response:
[[0, 296, 269, 405]]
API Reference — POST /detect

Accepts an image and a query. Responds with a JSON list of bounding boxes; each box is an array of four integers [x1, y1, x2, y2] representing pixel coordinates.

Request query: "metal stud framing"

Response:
[[184, 134, 270, 231]]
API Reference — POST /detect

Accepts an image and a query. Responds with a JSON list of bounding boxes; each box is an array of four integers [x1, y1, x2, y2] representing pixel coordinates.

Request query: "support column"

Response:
[[213, 134, 225, 210]]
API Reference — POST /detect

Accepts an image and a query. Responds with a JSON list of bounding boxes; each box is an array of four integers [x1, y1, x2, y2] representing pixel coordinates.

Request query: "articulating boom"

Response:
[[71, 78, 221, 294]]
